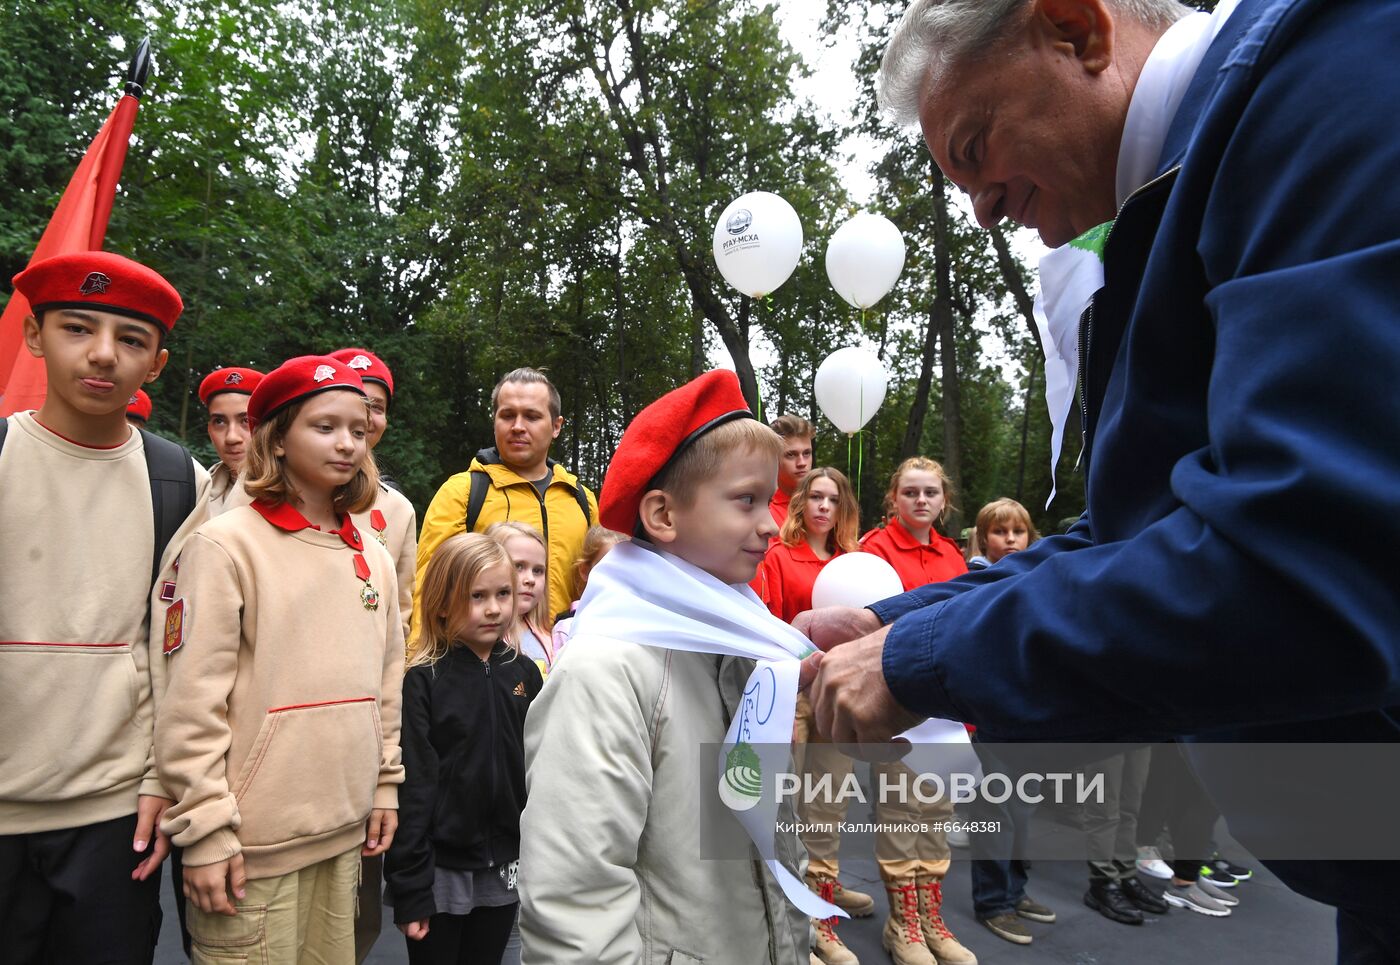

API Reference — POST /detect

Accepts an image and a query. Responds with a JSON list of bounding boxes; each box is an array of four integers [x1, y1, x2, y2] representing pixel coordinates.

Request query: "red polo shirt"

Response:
[[860, 519, 967, 591], [769, 488, 792, 530], [753, 540, 842, 624]]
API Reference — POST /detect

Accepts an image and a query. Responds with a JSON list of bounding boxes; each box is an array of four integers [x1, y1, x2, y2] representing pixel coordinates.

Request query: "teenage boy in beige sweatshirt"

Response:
[[0, 251, 212, 963], [199, 366, 264, 515], [157, 355, 404, 964], [329, 346, 417, 963]]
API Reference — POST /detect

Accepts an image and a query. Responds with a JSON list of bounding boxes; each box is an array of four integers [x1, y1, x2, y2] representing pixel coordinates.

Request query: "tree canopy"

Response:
[[3, 0, 1084, 534]]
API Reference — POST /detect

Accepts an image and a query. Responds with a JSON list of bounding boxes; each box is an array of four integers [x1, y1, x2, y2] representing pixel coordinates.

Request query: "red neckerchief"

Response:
[[251, 500, 379, 610]]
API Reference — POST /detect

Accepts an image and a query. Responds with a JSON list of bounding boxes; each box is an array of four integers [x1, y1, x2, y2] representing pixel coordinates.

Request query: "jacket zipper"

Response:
[[484, 653, 498, 868], [1076, 164, 1183, 470]]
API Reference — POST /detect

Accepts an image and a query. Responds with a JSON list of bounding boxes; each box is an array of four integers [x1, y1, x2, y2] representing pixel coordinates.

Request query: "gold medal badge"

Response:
[[360, 582, 380, 611]]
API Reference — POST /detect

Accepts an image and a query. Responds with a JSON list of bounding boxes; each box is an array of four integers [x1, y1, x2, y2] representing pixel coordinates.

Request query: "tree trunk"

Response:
[[933, 175, 963, 533], [1016, 352, 1039, 502], [989, 224, 1043, 354]]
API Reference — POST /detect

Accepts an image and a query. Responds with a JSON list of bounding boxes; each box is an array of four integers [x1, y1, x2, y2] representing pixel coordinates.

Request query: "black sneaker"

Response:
[[1198, 864, 1239, 889], [1120, 875, 1169, 914], [1209, 855, 1253, 881], [1084, 881, 1144, 925]]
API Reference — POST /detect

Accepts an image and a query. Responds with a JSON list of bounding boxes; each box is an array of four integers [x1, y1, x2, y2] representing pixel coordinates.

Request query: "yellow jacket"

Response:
[[414, 448, 597, 638]]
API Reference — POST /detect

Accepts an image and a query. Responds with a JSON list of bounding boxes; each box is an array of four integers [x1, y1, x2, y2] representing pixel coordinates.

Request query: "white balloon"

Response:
[[825, 212, 907, 310], [813, 346, 888, 435], [712, 191, 804, 298], [811, 553, 905, 610]]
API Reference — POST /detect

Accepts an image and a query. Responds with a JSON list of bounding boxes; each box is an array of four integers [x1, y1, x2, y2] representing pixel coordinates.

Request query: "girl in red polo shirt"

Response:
[[755, 467, 858, 622], [861, 456, 967, 590], [861, 456, 978, 965]]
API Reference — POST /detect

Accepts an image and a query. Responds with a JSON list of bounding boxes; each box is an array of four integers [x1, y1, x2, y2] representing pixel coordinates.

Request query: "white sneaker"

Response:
[[1136, 846, 1173, 880], [1163, 881, 1232, 917]]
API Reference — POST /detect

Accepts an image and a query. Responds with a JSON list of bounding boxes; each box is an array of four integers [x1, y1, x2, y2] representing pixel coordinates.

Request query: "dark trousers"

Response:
[[968, 741, 1040, 919], [169, 845, 192, 956], [405, 903, 518, 965], [1082, 747, 1150, 883], [1136, 743, 1218, 882], [1337, 905, 1400, 965], [0, 812, 162, 965]]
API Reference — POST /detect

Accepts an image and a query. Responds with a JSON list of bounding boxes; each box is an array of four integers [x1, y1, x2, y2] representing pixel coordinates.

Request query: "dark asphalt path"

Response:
[[154, 816, 1337, 964]]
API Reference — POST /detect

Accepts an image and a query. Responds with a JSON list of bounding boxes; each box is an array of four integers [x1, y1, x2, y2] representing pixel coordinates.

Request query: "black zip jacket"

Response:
[[385, 643, 542, 923]]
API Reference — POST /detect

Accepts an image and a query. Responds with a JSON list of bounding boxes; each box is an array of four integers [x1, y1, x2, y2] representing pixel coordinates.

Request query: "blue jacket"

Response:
[[876, 0, 1400, 911]]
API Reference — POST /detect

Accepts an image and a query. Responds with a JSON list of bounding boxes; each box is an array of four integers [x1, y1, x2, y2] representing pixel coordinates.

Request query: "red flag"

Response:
[[0, 91, 141, 416]]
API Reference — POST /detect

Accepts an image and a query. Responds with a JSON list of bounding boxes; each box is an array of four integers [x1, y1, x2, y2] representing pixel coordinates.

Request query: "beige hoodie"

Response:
[[157, 501, 404, 879], [0, 411, 211, 833]]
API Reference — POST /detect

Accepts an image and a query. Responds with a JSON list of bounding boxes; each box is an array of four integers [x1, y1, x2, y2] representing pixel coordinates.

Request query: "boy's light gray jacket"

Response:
[[519, 638, 809, 964]]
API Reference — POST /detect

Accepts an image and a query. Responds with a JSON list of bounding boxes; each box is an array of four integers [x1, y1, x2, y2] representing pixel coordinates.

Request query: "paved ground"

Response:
[[155, 816, 1337, 964]]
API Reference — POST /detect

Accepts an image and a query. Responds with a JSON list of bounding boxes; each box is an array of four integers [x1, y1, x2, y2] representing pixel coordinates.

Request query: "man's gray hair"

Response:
[[878, 0, 1193, 126], [492, 367, 562, 420]]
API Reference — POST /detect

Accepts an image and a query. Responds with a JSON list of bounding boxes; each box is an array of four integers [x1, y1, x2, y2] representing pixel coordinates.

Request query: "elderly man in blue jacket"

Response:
[[800, 0, 1400, 958]]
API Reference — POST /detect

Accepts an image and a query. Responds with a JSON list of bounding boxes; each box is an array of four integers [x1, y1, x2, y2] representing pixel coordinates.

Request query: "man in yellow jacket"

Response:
[[414, 368, 597, 637]]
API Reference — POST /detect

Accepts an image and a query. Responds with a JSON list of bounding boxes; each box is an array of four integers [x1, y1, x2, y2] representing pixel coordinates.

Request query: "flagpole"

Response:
[[126, 37, 152, 99]]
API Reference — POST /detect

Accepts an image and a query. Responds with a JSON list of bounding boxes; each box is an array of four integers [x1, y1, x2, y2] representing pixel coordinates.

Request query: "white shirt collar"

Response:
[[1115, 0, 1240, 206]]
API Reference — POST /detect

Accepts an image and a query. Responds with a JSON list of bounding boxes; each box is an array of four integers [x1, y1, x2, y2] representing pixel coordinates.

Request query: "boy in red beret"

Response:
[[198, 366, 264, 515], [126, 387, 153, 426], [518, 370, 826, 965], [328, 346, 416, 963], [0, 251, 212, 961]]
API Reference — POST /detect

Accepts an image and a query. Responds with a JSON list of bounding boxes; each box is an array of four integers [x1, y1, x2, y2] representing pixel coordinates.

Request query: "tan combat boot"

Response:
[[916, 875, 978, 965], [809, 871, 876, 918], [810, 875, 860, 965], [882, 880, 936, 965]]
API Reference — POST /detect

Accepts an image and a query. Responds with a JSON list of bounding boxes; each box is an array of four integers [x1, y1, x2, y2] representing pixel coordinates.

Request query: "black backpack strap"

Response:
[[464, 469, 491, 533], [574, 483, 593, 527], [140, 429, 198, 586], [0, 416, 8, 455]]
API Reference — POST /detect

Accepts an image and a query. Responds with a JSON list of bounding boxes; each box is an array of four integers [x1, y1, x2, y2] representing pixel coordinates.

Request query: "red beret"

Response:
[[599, 369, 754, 533], [12, 251, 183, 333], [126, 389, 152, 422], [199, 367, 265, 405], [248, 355, 366, 428], [329, 348, 394, 397]]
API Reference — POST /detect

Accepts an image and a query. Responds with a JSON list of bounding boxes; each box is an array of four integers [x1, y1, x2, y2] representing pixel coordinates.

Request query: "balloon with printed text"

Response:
[[711, 191, 804, 299]]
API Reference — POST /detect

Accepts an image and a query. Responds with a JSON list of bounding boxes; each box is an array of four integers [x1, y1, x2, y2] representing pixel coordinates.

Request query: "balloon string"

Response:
[[857, 381, 865, 502], [857, 429, 864, 503], [846, 433, 853, 480]]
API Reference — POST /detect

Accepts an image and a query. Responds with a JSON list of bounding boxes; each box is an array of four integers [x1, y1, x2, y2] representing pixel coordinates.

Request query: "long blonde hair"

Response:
[[780, 467, 860, 554], [408, 533, 515, 669], [485, 520, 553, 643], [883, 456, 957, 531], [243, 397, 380, 514]]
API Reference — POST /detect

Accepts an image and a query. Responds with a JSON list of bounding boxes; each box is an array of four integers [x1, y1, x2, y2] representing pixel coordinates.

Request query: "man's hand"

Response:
[[399, 919, 430, 940], [184, 854, 246, 916], [363, 808, 398, 856], [131, 795, 172, 881], [793, 606, 883, 652], [808, 624, 922, 746]]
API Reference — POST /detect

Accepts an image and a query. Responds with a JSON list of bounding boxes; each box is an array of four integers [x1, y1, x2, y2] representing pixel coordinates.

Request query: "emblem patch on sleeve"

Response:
[[160, 581, 177, 603], [163, 599, 187, 656]]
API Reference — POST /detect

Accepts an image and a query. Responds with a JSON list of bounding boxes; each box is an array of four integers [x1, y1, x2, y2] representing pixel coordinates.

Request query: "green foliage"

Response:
[[7, 0, 1073, 535]]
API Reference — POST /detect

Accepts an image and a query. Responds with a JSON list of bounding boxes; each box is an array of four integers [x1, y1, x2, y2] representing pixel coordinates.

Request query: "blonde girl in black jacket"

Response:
[[385, 533, 542, 964]]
